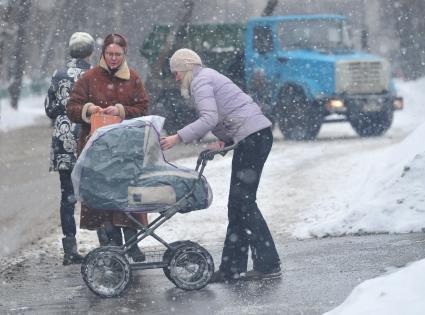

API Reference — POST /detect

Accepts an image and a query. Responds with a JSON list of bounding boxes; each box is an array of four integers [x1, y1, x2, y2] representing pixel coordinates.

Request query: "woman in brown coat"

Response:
[[67, 33, 149, 261]]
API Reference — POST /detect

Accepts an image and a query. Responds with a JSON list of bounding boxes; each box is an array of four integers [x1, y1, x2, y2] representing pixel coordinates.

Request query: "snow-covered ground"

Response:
[[293, 79, 425, 238], [1, 78, 425, 314], [324, 258, 425, 315], [0, 95, 46, 132]]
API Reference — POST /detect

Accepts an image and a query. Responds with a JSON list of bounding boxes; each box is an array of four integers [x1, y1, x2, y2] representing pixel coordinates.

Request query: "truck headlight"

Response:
[[393, 97, 404, 110], [326, 99, 346, 112]]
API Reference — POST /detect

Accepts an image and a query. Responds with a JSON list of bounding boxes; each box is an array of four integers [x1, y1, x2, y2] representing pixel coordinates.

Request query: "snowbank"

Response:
[[294, 121, 425, 238], [294, 78, 425, 238], [325, 258, 425, 315]]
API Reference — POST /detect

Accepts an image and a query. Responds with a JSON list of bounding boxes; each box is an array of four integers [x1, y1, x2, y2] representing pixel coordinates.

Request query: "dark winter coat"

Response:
[[45, 58, 91, 171], [67, 57, 149, 230]]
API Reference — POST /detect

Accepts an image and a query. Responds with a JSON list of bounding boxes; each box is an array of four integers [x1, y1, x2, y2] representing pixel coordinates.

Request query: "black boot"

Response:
[[62, 236, 84, 265], [97, 223, 123, 246], [96, 227, 111, 246], [123, 227, 145, 262]]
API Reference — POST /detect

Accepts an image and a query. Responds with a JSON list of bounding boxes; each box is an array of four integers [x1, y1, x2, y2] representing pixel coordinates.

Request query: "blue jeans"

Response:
[[219, 127, 280, 276], [59, 170, 77, 237]]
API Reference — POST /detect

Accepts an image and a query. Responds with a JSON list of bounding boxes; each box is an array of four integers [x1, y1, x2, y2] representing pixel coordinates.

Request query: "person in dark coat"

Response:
[[160, 48, 281, 282], [67, 33, 149, 262], [45, 32, 94, 265]]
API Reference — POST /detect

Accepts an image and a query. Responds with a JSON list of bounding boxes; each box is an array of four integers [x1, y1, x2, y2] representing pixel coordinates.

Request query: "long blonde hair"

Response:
[[180, 70, 193, 99]]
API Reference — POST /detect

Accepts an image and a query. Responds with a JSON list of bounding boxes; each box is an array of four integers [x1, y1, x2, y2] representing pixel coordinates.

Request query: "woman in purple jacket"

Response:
[[160, 48, 281, 282]]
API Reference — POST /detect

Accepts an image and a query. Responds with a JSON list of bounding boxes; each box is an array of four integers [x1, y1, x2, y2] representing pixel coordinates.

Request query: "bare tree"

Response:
[[152, 0, 194, 76], [114, 0, 123, 31], [39, 0, 89, 77], [0, 1, 15, 82], [37, 0, 68, 79], [147, 0, 195, 103], [8, 0, 32, 109], [393, 0, 425, 80], [262, 0, 278, 16]]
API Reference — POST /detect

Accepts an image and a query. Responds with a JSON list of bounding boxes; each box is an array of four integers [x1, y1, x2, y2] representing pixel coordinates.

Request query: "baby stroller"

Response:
[[72, 116, 235, 297]]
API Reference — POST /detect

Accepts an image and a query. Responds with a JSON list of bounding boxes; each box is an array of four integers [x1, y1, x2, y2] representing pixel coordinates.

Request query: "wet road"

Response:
[[0, 121, 59, 257], [1, 118, 425, 314], [1, 232, 424, 314], [0, 120, 208, 257]]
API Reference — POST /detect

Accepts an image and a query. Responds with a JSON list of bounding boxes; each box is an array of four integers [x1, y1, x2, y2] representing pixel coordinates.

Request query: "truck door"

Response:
[[249, 24, 276, 81], [246, 24, 277, 118]]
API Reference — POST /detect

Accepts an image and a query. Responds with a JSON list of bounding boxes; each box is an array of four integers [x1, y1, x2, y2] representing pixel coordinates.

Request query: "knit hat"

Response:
[[69, 32, 95, 59], [170, 48, 202, 73]]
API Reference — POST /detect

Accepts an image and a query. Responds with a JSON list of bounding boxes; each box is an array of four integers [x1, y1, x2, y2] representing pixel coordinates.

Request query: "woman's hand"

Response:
[[160, 134, 181, 150], [87, 104, 102, 114], [207, 141, 225, 150], [101, 106, 119, 116]]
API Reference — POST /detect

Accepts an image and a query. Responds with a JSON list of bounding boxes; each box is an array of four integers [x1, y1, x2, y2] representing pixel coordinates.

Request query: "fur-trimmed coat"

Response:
[[45, 58, 91, 171], [67, 58, 149, 230], [67, 58, 149, 154]]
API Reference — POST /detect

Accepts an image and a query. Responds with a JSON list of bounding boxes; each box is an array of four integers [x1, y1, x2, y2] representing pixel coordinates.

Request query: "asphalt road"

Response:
[[1, 121, 425, 314], [0, 121, 208, 257], [0, 232, 424, 314]]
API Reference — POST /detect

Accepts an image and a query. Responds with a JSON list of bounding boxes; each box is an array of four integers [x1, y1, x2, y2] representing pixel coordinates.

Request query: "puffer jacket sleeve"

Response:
[[67, 73, 89, 124], [44, 71, 64, 119], [177, 75, 218, 143], [122, 71, 149, 118]]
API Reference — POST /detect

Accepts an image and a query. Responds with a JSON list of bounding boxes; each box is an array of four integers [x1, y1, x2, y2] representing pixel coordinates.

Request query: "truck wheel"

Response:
[[349, 108, 393, 137], [277, 86, 322, 141]]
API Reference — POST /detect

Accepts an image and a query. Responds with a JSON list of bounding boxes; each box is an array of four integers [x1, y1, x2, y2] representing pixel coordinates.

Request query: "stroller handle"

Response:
[[195, 144, 237, 172]]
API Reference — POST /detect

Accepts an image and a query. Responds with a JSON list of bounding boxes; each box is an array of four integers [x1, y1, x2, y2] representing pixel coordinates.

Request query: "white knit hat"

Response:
[[170, 48, 202, 72], [69, 32, 95, 58]]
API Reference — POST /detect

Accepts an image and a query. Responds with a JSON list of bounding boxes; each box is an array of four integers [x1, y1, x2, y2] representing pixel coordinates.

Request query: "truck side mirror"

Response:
[[361, 29, 368, 51], [345, 26, 355, 50]]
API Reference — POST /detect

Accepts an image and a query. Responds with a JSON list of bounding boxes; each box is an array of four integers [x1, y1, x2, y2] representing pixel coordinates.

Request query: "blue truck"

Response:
[[140, 14, 403, 139]]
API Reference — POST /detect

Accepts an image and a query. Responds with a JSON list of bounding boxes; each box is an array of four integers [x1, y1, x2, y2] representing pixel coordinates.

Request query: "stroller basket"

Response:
[[130, 247, 166, 270]]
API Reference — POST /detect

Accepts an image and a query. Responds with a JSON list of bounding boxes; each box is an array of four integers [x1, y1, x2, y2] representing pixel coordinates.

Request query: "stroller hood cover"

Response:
[[72, 116, 212, 213]]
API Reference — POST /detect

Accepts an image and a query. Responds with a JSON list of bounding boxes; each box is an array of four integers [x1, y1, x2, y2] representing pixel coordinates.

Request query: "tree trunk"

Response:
[[147, 0, 194, 103], [150, 0, 194, 80], [394, 0, 425, 80], [8, 0, 32, 109], [114, 0, 123, 31], [0, 1, 14, 82], [37, 0, 67, 78], [261, 0, 278, 16]]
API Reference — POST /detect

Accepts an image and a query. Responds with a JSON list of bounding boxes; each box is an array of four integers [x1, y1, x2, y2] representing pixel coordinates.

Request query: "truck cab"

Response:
[[245, 15, 402, 140]]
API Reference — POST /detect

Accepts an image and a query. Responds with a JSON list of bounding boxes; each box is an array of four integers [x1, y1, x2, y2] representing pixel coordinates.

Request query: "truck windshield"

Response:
[[278, 19, 352, 52]]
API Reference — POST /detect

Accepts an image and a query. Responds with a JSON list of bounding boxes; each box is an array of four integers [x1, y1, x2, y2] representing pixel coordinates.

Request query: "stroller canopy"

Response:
[[72, 116, 212, 213]]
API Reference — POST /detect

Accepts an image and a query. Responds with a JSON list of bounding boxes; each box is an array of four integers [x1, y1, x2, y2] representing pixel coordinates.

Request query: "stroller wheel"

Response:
[[81, 247, 132, 298], [164, 241, 214, 290], [162, 241, 186, 285]]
